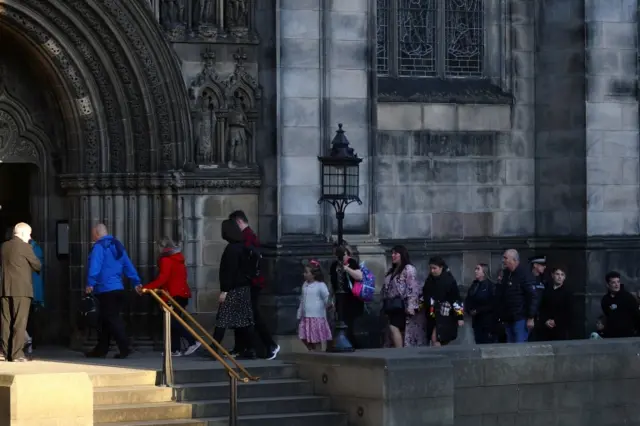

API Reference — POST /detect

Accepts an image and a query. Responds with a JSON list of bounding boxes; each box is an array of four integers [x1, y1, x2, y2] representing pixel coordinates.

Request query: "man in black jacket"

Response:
[[528, 255, 547, 341], [601, 271, 639, 338], [497, 249, 537, 343]]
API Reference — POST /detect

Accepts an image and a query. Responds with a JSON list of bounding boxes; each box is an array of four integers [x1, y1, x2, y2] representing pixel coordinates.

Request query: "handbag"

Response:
[[383, 296, 405, 313]]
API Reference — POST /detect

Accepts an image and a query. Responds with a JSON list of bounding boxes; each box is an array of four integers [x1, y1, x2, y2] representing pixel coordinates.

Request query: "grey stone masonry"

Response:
[[586, 0, 640, 236], [277, 0, 373, 238], [534, 0, 587, 236]]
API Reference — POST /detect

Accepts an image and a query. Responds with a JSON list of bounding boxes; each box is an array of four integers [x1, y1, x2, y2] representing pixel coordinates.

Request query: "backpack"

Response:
[[243, 245, 263, 281], [351, 262, 375, 302]]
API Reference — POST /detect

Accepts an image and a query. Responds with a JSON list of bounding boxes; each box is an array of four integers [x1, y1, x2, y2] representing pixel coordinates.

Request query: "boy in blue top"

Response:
[[85, 224, 140, 359]]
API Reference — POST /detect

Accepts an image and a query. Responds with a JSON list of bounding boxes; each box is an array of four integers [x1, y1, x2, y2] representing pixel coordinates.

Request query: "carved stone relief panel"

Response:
[[159, 0, 256, 43], [188, 47, 261, 168]]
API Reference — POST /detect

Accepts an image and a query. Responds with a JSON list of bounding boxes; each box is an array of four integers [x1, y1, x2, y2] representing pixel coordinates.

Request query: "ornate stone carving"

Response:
[[0, 111, 18, 151], [58, 170, 262, 191], [226, 0, 248, 38], [161, 0, 187, 40], [226, 93, 250, 167], [188, 47, 260, 167], [195, 0, 218, 39]]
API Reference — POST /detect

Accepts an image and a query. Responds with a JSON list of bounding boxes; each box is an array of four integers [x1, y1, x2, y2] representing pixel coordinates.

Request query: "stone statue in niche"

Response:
[[194, 91, 218, 165], [226, 93, 250, 167], [195, 0, 218, 39], [226, 0, 248, 36], [161, 0, 186, 39]]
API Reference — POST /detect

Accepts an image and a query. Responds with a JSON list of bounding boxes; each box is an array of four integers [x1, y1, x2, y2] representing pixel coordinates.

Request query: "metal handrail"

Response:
[[156, 289, 259, 381], [142, 288, 260, 426]]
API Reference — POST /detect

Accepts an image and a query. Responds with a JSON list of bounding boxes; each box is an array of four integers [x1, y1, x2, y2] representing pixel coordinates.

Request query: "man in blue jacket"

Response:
[[85, 224, 140, 359]]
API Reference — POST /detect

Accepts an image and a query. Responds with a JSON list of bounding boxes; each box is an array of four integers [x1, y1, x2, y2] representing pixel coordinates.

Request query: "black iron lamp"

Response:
[[317, 123, 363, 245], [318, 123, 362, 353]]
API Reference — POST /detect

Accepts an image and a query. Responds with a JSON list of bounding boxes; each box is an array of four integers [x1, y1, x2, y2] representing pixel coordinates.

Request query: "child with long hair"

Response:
[[297, 260, 333, 351]]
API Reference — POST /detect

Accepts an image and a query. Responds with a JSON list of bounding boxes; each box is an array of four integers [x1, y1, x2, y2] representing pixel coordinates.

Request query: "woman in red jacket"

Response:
[[139, 238, 201, 356]]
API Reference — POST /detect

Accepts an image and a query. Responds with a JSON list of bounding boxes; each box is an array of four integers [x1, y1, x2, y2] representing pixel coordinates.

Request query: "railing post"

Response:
[[162, 305, 174, 387], [229, 372, 238, 426]]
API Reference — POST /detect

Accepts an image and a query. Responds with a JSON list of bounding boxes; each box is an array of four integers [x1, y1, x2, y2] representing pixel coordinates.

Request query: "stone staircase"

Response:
[[92, 361, 346, 426]]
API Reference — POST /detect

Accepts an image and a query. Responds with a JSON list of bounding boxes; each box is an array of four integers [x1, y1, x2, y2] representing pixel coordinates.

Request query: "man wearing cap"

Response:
[[529, 255, 547, 341]]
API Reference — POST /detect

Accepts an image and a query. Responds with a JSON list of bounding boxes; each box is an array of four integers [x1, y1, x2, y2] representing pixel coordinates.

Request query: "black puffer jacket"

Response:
[[496, 264, 537, 323], [465, 279, 496, 330], [423, 271, 463, 322]]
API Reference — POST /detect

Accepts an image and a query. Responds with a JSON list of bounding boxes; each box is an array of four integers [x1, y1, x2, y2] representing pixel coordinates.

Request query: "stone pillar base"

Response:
[[0, 372, 93, 425]]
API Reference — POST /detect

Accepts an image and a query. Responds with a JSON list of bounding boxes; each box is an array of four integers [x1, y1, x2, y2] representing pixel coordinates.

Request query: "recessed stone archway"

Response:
[[0, 0, 197, 345], [0, 0, 192, 174]]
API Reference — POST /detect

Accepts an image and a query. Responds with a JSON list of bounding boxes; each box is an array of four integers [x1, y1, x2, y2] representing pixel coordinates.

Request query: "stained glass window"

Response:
[[377, 0, 485, 78]]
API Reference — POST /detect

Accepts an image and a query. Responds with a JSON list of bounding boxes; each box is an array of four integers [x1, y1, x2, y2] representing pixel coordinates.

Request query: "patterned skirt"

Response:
[[298, 317, 333, 343], [216, 286, 254, 329]]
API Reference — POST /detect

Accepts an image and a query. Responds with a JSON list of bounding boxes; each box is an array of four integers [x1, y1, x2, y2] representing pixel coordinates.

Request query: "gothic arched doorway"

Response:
[[0, 0, 193, 347]]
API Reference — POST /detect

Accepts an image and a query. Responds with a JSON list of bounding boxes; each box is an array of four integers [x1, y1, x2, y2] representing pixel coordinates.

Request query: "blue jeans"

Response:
[[504, 319, 529, 343]]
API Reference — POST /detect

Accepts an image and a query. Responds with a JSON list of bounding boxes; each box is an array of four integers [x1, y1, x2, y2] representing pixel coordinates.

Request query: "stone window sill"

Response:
[[377, 77, 513, 105]]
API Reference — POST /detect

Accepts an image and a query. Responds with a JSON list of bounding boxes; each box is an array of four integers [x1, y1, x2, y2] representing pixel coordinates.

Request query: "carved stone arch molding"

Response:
[[0, 0, 192, 173], [0, 93, 51, 167]]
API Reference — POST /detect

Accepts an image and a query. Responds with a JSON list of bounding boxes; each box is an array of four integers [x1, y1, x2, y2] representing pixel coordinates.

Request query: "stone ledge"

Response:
[[0, 372, 93, 425]]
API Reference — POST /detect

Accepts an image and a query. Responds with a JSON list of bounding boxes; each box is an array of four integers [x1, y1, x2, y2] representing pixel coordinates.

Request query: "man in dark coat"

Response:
[[528, 255, 547, 341], [496, 249, 537, 343], [601, 271, 639, 338], [0, 222, 41, 361]]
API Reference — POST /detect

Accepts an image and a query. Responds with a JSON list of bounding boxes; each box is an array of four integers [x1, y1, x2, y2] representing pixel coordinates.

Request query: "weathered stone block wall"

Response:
[[292, 339, 640, 426], [586, 0, 638, 236], [181, 192, 259, 318]]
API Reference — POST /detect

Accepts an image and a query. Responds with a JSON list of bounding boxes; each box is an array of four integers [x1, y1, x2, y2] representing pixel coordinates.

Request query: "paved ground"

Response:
[[0, 347, 284, 376]]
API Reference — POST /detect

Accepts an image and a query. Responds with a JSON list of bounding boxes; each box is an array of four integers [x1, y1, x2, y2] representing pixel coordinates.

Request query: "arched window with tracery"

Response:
[[377, 0, 485, 78]]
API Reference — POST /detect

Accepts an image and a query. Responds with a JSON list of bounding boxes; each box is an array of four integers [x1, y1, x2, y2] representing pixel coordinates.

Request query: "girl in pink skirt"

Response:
[[297, 260, 333, 351]]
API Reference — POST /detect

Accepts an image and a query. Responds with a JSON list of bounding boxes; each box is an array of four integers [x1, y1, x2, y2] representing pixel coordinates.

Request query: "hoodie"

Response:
[[143, 247, 191, 299], [601, 284, 639, 338], [87, 235, 140, 294], [219, 220, 251, 292]]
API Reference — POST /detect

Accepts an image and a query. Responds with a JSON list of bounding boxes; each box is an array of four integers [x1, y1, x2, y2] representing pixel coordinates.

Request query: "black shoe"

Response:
[[236, 350, 256, 360], [114, 348, 131, 359], [85, 350, 107, 358]]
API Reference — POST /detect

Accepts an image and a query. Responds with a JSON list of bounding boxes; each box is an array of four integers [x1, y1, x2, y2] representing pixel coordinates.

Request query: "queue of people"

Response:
[[377, 246, 640, 348]]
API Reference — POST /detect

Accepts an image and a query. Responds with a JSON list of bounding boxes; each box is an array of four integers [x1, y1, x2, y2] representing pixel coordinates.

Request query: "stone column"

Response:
[[278, 0, 323, 236], [584, 0, 639, 327], [324, 0, 373, 235]]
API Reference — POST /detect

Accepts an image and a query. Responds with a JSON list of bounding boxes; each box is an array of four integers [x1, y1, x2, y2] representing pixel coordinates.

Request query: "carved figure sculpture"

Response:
[[195, 96, 217, 164], [227, 0, 248, 28], [197, 0, 216, 25], [226, 94, 250, 167], [161, 0, 185, 27]]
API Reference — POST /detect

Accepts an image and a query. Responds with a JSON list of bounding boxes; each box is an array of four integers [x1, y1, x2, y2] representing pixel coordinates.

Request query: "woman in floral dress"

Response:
[[381, 245, 426, 347]]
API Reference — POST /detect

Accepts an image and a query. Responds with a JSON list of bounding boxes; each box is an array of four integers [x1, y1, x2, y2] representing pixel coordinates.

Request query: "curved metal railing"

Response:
[[142, 288, 259, 425]]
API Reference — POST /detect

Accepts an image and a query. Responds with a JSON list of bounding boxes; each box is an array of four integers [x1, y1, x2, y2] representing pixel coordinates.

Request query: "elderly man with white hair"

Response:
[[0, 222, 41, 362], [496, 249, 537, 343]]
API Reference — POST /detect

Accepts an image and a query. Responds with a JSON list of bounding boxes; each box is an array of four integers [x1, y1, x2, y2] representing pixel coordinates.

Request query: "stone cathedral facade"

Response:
[[0, 0, 636, 345]]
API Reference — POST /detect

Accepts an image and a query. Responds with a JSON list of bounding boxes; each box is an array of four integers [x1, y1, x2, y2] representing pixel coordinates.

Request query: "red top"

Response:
[[143, 250, 192, 299], [242, 226, 265, 288]]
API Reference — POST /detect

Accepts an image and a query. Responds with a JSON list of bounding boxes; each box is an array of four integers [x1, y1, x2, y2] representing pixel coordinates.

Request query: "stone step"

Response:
[[173, 379, 312, 401], [172, 363, 298, 384], [94, 402, 192, 423], [91, 371, 159, 388], [190, 395, 330, 417], [94, 385, 174, 406], [95, 411, 348, 426]]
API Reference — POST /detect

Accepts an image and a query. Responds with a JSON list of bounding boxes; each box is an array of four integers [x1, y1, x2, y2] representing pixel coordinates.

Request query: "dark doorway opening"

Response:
[[0, 163, 37, 241]]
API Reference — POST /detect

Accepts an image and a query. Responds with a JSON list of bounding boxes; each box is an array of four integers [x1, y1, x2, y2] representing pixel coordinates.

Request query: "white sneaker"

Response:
[[266, 344, 280, 360], [161, 351, 183, 357], [25, 339, 33, 355], [183, 341, 202, 356]]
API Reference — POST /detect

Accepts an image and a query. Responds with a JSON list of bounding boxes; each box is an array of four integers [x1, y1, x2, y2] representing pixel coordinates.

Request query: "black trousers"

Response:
[[1, 296, 30, 360], [233, 286, 276, 353], [93, 290, 129, 354], [170, 296, 196, 352], [214, 325, 254, 353]]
